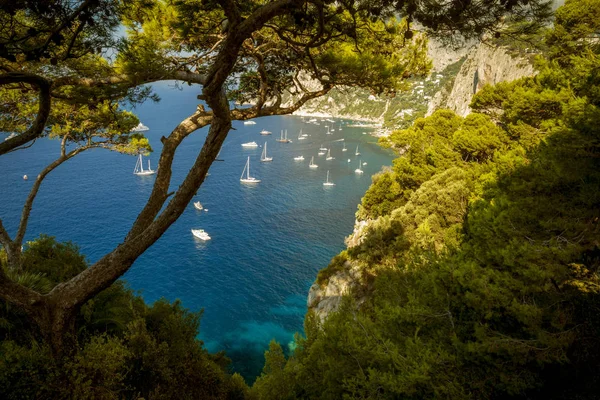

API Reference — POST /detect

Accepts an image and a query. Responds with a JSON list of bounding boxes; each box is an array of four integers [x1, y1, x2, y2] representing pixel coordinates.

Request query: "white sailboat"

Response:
[[323, 170, 335, 186], [309, 156, 318, 169], [240, 156, 261, 183], [191, 229, 211, 240], [326, 125, 331, 135], [326, 149, 334, 160], [298, 129, 306, 140], [133, 154, 156, 176], [319, 144, 328, 151], [342, 142, 347, 152], [260, 142, 273, 162], [355, 159, 364, 174], [355, 145, 361, 156]]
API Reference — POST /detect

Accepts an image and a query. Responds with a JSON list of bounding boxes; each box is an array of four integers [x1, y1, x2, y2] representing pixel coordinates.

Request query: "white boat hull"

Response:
[[191, 229, 211, 240]]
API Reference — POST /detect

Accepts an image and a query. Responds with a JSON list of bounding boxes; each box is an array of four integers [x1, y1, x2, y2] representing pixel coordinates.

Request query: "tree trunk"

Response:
[[31, 299, 78, 358]]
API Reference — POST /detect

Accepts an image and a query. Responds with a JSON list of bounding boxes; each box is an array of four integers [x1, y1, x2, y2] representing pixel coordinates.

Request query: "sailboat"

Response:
[[326, 125, 331, 135], [338, 122, 343, 131], [323, 170, 335, 186], [319, 144, 328, 151], [355, 145, 361, 156], [298, 129, 306, 140], [342, 142, 347, 152], [260, 142, 273, 162], [355, 159, 364, 174], [309, 156, 318, 169], [133, 154, 156, 176], [276, 129, 291, 143], [326, 149, 334, 160], [194, 201, 203, 210], [240, 156, 261, 183]]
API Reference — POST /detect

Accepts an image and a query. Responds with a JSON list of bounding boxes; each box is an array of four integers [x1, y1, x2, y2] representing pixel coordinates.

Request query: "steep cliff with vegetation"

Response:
[[291, 37, 537, 130], [252, 1, 600, 398]]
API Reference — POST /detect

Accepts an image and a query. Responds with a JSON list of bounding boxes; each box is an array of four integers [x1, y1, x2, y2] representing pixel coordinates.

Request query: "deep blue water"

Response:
[[0, 81, 393, 380]]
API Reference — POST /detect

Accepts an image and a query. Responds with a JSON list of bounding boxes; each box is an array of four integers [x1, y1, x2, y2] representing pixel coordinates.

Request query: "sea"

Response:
[[0, 81, 394, 380]]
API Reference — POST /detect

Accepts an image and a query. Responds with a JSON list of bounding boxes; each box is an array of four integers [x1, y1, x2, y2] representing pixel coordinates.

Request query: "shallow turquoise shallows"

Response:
[[0, 81, 394, 380]]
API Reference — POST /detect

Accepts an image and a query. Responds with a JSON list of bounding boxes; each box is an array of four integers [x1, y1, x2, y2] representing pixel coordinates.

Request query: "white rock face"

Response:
[[307, 261, 364, 322], [428, 43, 535, 117]]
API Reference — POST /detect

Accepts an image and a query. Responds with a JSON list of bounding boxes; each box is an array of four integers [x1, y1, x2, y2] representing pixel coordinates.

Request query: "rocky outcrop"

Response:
[[307, 260, 365, 322], [427, 43, 536, 117]]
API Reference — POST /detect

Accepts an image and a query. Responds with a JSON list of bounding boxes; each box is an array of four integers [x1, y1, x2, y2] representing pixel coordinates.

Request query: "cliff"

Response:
[[307, 41, 538, 321], [427, 43, 536, 117]]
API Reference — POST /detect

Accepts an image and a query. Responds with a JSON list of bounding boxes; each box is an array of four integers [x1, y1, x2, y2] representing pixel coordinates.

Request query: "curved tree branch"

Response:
[[0, 73, 51, 156]]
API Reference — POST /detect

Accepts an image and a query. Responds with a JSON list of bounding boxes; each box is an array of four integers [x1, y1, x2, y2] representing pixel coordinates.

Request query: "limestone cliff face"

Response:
[[307, 220, 373, 321], [427, 43, 536, 117], [307, 261, 365, 322]]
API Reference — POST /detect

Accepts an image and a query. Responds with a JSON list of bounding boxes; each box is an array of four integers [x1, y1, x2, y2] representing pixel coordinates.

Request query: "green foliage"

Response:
[[0, 236, 249, 399], [316, 251, 349, 286], [358, 109, 512, 220], [252, 1, 600, 397]]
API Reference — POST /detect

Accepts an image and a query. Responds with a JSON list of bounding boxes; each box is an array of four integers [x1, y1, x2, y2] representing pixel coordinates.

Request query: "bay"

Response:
[[0, 81, 394, 380]]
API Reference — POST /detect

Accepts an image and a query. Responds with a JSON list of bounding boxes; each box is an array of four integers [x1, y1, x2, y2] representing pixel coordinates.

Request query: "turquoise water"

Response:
[[0, 81, 394, 380]]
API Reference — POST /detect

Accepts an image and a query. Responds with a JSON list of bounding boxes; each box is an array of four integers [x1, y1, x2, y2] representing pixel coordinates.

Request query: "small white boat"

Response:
[[240, 156, 260, 183], [362, 162, 367, 166], [355, 145, 361, 156], [347, 159, 351, 163], [194, 201, 203, 210], [342, 142, 347, 152], [242, 141, 259, 148], [298, 129, 306, 140], [326, 126, 331, 135], [260, 129, 272, 135], [318, 151, 326, 156], [355, 159, 364, 174], [244, 121, 257, 125], [309, 156, 318, 169], [323, 170, 335, 186], [293, 155, 305, 161], [133, 153, 156, 176], [308, 118, 317, 123], [191, 229, 211, 240], [326, 149, 334, 160], [260, 142, 273, 162], [319, 145, 328, 151], [131, 122, 149, 132]]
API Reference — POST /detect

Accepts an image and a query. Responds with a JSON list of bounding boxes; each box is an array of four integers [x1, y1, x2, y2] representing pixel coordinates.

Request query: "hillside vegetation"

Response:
[[251, 0, 600, 398]]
